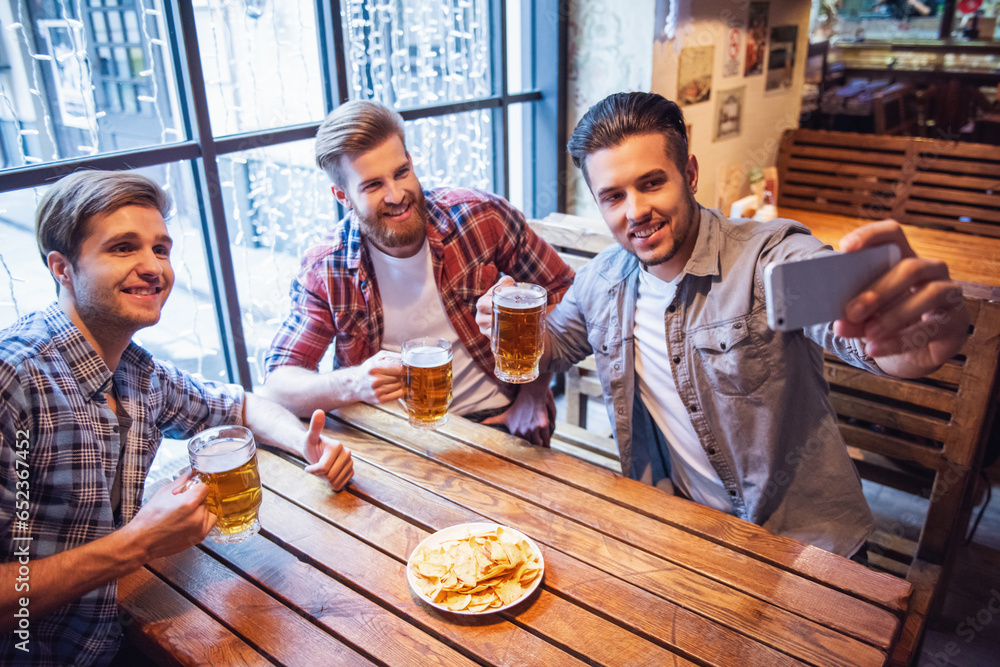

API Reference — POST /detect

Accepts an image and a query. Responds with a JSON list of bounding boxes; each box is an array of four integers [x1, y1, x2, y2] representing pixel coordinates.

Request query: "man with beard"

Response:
[[475, 92, 969, 558], [0, 170, 354, 665], [263, 100, 573, 445]]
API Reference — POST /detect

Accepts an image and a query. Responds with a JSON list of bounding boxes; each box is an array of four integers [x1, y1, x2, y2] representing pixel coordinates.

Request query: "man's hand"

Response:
[[835, 220, 969, 377], [475, 276, 516, 337], [124, 472, 217, 561], [346, 351, 404, 404], [483, 376, 556, 447], [301, 409, 354, 491]]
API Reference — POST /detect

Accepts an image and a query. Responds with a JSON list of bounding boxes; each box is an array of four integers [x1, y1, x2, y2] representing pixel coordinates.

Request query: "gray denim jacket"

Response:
[[545, 207, 878, 556]]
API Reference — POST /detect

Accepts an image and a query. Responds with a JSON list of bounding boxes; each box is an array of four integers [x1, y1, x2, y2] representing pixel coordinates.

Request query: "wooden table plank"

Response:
[[259, 450, 806, 667], [198, 535, 479, 667], [343, 403, 912, 616], [330, 405, 903, 647], [257, 486, 698, 667], [286, 424, 890, 666], [146, 546, 376, 667], [256, 488, 591, 667], [117, 567, 272, 667]]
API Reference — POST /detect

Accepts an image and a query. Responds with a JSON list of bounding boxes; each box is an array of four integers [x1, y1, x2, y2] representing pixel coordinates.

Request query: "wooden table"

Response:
[[780, 207, 1000, 300], [118, 403, 912, 666]]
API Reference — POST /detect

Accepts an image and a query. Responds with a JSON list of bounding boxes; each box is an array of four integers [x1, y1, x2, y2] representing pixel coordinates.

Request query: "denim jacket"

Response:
[[545, 207, 878, 556]]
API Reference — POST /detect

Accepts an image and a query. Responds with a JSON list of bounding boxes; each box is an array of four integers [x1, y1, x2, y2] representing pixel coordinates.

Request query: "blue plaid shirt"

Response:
[[0, 304, 244, 666]]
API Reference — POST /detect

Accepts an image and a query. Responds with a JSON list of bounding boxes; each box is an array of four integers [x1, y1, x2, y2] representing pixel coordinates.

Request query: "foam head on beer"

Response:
[[402, 337, 453, 429], [187, 426, 263, 544], [491, 283, 547, 384]]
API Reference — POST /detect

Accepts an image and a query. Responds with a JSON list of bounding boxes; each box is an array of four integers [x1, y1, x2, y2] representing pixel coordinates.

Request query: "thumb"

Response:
[[481, 413, 506, 426]]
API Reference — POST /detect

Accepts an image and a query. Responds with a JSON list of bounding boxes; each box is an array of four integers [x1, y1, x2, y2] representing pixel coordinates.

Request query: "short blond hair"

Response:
[[314, 100, 407, 186], [36, 170, 171, 266]]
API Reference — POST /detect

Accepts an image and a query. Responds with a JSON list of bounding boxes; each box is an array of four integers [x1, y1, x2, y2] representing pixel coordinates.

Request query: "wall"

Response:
[[652, 1, 811, 213], [565, 0, 655, 218]]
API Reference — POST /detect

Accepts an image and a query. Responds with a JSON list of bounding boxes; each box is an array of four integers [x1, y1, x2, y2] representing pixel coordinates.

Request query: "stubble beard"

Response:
[[635, 189, 700, 268]]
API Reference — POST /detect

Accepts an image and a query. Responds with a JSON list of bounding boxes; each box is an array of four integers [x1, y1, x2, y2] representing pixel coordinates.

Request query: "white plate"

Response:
[[406, 522, 544, 615]]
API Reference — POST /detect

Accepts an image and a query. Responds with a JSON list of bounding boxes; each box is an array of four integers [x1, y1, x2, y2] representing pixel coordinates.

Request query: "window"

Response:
[[0, 0, 565, 386]]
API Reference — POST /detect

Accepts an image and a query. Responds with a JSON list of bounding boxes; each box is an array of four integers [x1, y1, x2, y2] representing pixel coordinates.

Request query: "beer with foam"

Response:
[[492, 283, 547, 383], [403, 338, 453, 429]]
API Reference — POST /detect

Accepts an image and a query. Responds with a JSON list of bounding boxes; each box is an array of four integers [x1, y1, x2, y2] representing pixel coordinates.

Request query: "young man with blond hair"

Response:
[[264, 100, 573, 445]]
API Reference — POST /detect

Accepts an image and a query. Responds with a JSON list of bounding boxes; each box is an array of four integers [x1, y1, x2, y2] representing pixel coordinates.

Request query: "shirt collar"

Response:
[[682, 206, 724, 279], [42, 303, 153, 400]]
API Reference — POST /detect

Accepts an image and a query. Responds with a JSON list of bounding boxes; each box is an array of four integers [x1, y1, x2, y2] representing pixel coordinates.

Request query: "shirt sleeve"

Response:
[[758, 222, 885, 375], [150, 360, 246, 440], [543, 264, 602, 373], [489, 196, 574, 305], [265, 269, 337, 374]]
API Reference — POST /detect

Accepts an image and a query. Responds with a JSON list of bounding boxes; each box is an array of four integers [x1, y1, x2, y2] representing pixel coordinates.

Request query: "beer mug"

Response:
[[402, 338, 453, 429], [186, 426, 262, 544], [491, 283, 546, 383]]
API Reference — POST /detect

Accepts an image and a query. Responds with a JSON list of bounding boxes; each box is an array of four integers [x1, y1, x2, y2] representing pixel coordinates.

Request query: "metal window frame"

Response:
[[0, 0, 566, 388]]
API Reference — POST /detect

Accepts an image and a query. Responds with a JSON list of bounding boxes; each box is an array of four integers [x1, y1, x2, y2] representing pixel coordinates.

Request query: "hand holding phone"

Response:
[[764, 244, 902, 332]]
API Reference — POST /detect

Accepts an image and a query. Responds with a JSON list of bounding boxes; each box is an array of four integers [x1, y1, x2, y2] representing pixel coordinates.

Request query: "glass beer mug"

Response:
[[491, 283, 546, 383], [402, 337, 453, 429], [186, 425, 262, 544]]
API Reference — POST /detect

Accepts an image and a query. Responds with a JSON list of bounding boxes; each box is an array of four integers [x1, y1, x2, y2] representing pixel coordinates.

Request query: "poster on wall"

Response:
[[38, 19, 95, 130], [743, 2, 768, 77], [765, 25, 798, 93], [677, 45, 714, 107], [722, 26, 742, 78], [713, 86, 744, 142]]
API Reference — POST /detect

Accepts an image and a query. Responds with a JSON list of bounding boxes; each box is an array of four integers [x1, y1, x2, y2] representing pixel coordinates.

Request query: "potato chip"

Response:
[[408, 524, 542, 613]]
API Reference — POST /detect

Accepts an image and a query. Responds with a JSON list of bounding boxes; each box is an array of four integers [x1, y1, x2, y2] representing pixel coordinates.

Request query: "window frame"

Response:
[[0, 0, 566, 388]]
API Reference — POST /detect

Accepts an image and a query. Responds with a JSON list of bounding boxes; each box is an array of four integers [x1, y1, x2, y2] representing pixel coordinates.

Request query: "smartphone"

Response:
[[764, 244, 902, 332]]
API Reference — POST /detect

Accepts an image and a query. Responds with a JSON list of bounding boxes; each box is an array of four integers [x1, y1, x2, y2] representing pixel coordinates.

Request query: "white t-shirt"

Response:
[[634, 268, 732, 512], [367, 239, 508, 416]]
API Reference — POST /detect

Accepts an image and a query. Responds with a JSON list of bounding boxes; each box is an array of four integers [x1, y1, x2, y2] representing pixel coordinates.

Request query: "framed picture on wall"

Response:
[[744, 2, 769, 77], [713, 86, 744, 141], [766, 25, 798, 93], [678, 45, 714, 106]]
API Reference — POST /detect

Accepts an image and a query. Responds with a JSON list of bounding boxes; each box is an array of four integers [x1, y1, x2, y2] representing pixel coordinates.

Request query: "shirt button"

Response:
[[689, 404, 699, 413], [734, 323, 742, 329], [707, 448, 716, 455], [113, 426, 119, 434], [602, 344, 608, 351], [720, 342, 727, 350], [728, 489, 738, 496], [614, 363, 620, 370], [617, 408, 624, 415], [667, 305, 676, 313], [672, 356, 680, 364]]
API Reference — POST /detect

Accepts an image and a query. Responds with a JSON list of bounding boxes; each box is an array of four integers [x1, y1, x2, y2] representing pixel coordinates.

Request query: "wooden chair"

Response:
[[873, 83, 918, 136], [825, 296, 1000, 665]]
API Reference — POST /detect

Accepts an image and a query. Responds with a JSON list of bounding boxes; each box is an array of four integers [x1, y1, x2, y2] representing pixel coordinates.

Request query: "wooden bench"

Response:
[[777, 128, 1000, 238], [531, 210, 1000, 666]]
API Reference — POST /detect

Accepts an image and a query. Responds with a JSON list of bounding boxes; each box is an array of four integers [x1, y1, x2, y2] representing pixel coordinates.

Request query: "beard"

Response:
[[355, 189, 428, 251]]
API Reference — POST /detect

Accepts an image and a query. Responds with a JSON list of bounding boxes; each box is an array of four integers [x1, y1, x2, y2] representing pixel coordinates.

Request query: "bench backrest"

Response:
[[777, 128, 1000, 238]]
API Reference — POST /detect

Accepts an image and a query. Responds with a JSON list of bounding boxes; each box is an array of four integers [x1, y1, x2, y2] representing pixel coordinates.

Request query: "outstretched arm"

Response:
[[260, 352, 404, 417], [242, 394, 354, 491], [835, 220, 969, 378]]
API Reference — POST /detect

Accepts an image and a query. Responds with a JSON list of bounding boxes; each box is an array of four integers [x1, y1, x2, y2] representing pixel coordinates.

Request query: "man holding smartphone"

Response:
[[476, 92, 968, 558]]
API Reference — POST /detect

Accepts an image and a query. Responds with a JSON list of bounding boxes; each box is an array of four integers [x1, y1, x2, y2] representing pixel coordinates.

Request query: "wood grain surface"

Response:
[[119, 406, 912, 666]]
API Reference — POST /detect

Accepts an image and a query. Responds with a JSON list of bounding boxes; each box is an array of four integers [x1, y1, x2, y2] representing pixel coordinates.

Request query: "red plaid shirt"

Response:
[[266, 188, 574, 389]]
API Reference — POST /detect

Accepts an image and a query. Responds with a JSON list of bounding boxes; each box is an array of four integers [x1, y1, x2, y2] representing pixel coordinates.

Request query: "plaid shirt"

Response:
[[0, 305, 244, 666], [266, 188, 574, 390]]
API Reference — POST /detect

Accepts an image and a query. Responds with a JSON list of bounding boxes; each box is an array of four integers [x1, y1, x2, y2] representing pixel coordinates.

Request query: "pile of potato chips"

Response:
[[409, 526, 542, 612]]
